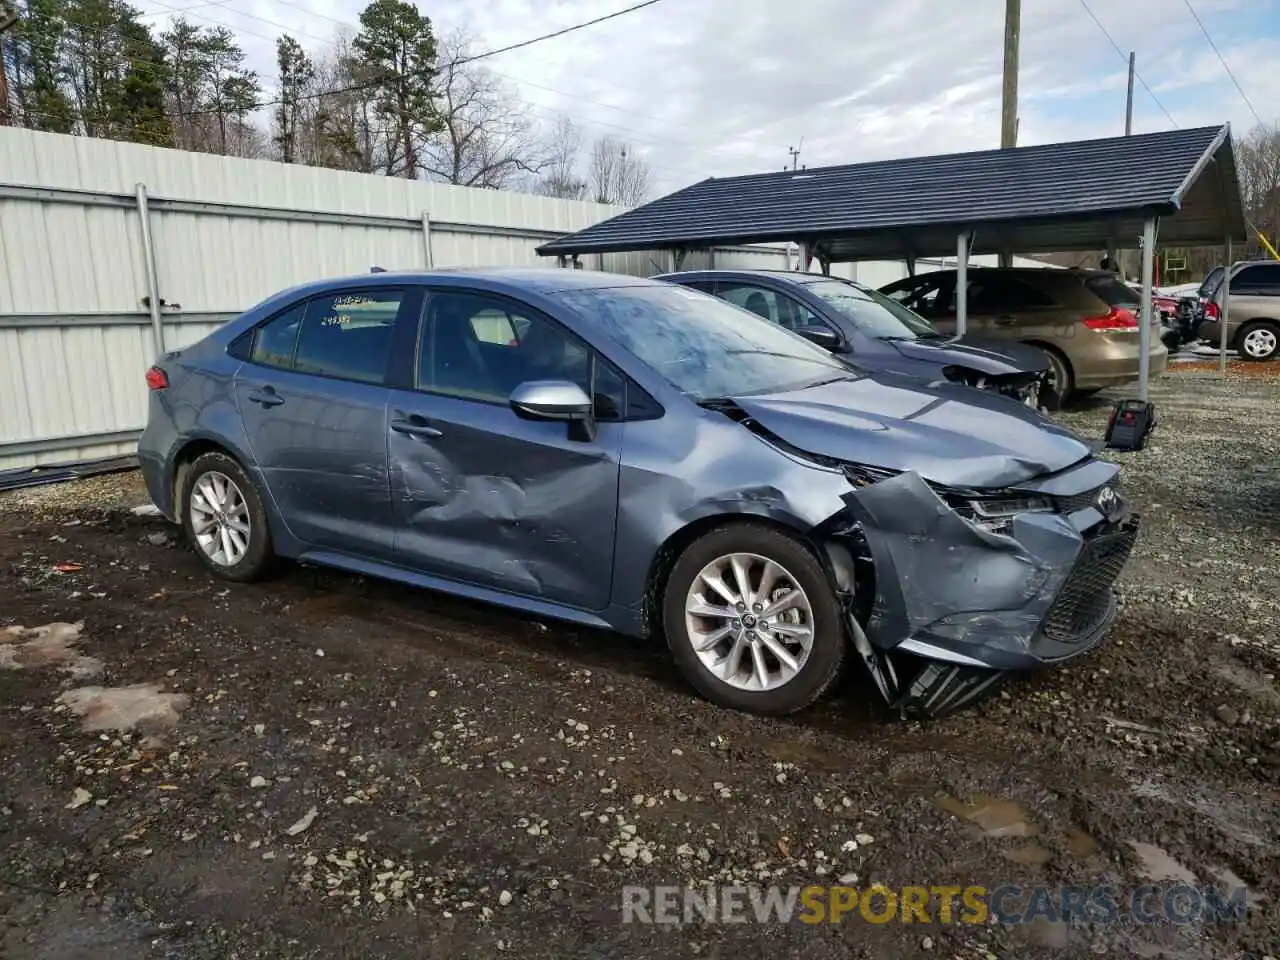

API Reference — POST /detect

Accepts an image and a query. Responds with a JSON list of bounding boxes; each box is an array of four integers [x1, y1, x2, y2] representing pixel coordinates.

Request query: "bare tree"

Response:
[[530, 115, 588, 200], [1237, 122, 1280, 253], [421, 28, 545, 188], [589, 134, 651, 206]]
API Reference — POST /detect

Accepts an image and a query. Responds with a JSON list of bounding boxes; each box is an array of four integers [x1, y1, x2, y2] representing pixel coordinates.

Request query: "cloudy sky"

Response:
[[134, 0, 1280, 195]]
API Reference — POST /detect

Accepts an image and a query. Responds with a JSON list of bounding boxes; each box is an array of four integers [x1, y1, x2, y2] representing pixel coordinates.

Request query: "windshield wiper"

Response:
[[722, 350, 839, 366]]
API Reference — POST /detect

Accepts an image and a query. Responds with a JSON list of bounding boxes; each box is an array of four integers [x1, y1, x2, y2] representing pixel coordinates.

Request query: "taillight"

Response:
[[145, 366, 169, 390], [1083, 307, 1139, 331], [1203, 300, 1220, 320]]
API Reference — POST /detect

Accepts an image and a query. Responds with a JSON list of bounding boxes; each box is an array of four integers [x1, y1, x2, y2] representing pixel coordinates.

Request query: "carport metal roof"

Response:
[[536, 124, 1246, 261]]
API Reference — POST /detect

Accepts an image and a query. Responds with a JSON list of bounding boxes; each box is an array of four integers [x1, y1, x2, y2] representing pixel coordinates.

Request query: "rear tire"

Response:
[[180, 451, 275, 582], [1236, 321, 1279, 362], [662, 523, 846, 716]]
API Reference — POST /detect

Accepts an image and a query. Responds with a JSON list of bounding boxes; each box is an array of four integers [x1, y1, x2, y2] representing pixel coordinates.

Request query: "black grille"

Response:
[[1055, 487, 1101, 513], [1041, 521, 1138, 642]]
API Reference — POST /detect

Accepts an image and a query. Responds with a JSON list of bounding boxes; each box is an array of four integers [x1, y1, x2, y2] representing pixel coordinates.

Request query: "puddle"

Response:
[[1005, 842, 1053, 865], [1127, 842, 1198, 884], [0, 621, 103, 680], [58, 682, 188, 736], [936, 794, 1038, 838], [763, 739, 851, 774], [1064, 826, 1100, 858]]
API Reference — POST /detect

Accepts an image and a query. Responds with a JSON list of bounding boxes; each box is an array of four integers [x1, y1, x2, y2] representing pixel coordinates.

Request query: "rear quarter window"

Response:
[[1084, 275, 1142, 307]]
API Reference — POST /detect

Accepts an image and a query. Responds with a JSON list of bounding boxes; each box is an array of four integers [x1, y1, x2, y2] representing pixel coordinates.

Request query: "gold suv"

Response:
[[1194, 260, 1280, 362], [880, 267, 1169, 405]]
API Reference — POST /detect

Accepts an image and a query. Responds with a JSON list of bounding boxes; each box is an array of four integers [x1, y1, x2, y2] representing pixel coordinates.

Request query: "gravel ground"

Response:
[[1, 371, 1278, 959]]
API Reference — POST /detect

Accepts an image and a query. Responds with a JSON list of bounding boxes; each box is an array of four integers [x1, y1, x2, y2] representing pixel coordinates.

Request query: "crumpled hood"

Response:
[[889, 336, 1050, 376], [733, 374, 1093, 488]]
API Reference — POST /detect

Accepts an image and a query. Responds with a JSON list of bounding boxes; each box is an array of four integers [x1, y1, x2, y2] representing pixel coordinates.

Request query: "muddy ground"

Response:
[[1, 371, 1278, 959]]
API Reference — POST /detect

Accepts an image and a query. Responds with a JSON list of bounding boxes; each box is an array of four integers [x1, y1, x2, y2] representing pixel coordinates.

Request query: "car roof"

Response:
[[656, 268, 841, 285], [275, 267, 661, 302], [890, 266, 1115, 286]]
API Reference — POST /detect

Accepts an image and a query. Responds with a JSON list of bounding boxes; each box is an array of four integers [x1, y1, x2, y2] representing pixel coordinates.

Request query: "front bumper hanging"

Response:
[[826, 470, 1139, 719]]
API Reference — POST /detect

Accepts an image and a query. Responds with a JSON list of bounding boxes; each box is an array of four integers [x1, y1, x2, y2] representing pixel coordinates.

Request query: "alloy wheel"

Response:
[[684, 552, 815, 692], [189, 470, 252, 567]]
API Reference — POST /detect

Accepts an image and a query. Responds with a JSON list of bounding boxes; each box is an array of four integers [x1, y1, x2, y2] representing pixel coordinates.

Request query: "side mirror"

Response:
[[509, 380, 597, 441], [796, 324, 842, 351]]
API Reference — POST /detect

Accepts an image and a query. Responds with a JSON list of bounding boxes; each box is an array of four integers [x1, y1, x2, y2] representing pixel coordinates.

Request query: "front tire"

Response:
[[662, 523, 846, 716], [1236, 321, 1279, 362], [180, 451, 275, 582], [1035, 345, 1074, 410]]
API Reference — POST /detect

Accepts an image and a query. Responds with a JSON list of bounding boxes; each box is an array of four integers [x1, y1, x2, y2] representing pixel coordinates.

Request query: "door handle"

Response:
[[390, 415, 443, 439], [247, 387, 284, 407]]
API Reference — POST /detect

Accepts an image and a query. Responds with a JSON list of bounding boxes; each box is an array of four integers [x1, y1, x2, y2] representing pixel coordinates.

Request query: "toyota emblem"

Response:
[[1095, 486, 1120, 516]]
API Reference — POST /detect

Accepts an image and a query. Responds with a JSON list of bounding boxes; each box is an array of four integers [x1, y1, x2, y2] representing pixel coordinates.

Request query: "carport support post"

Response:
[[135, 182, 164, 357], [420, 211, 434, 268], [1137, 216, 1156, 402], [955, 230, 972, 337], [1218, 236, 1232, 376]]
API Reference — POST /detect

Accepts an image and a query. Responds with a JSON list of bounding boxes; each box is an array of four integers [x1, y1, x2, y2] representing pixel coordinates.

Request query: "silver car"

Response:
[[138, 269, 1139, 718]]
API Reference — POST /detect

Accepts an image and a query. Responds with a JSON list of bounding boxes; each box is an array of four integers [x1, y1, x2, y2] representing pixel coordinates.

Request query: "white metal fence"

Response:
[[0, 128, 803, 471], [0, 127, 1048, 473]]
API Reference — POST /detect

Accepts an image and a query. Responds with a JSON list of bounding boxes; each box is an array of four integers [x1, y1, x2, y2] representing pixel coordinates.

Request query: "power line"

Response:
[[453, 0, 666, 67], [1179, 0, 1263, 127], [1076, 0, 1179, 128], [171, 0, 669, 115]]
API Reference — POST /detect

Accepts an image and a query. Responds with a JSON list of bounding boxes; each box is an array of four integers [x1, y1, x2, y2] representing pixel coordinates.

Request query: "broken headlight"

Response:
[[954, 495, 1054, 534]]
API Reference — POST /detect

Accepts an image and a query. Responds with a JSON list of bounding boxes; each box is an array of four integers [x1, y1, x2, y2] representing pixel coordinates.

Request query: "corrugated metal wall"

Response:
[[0, 128, 794, 472], [0, 128, 1054, 473]]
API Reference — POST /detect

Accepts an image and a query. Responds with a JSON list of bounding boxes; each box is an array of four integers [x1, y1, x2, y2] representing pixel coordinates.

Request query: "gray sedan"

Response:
[[138, 269, 1138, 718]]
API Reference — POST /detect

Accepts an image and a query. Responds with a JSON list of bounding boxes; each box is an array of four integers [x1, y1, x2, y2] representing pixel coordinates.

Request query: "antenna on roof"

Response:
[[370, 266, 387, 273]]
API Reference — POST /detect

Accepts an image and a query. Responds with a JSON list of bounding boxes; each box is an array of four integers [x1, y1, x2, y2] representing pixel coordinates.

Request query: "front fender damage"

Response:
[[818, 471, 1092, 719]]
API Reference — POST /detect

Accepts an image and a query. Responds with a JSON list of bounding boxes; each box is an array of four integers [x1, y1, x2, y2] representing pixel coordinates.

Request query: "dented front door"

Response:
[[386, 391, 622, 610]]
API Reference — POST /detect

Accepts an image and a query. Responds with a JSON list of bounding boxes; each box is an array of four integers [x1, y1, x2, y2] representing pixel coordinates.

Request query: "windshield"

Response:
[[560, 284, 853, 400], [803, 280, 941, 339]]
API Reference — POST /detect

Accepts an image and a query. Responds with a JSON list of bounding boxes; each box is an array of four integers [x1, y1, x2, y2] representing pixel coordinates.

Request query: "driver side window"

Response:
[[414, 291, 624, 419], [890, 277, 950, 316], [716, 282, 820, 331]]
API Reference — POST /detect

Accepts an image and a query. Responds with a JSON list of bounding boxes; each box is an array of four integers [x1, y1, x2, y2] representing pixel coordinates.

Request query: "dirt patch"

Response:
[[0, 374, 1278, 959]]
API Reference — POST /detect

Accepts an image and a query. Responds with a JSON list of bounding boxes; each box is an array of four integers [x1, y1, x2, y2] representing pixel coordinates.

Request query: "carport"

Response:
[[538, 125, 1248, 397]]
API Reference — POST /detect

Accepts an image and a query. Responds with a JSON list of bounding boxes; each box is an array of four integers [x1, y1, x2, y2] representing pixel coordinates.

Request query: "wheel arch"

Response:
[[641, 510, 832, 639], [170, 437, 245, 517], [169, 437, 301, 556]]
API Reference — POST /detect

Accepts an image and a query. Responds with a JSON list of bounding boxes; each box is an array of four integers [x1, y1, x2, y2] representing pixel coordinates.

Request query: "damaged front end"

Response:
[[941, 365, 1046, 410], [818, 466, 1138, 719]]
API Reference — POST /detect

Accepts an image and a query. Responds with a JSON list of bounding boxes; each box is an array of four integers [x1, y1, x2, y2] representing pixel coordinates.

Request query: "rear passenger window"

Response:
[[251, 304, 306, 368], [292, 291, 403, 385], [1230, 264, 1280, 294], [967, 276, 1056, 311]]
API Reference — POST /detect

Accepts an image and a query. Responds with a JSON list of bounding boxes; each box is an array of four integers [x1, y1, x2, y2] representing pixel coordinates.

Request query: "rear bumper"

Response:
[[1073, 335, 1169, 389], [831, 469, 1138, 717]]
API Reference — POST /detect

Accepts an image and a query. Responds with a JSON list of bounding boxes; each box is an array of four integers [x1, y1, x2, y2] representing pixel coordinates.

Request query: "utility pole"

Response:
[[0, 4, 18, 127], [1124, 51, 1135, 135], [1000, 0, 1020, 150], [998, 0, 1020, 267]]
